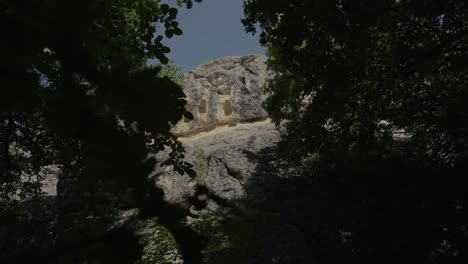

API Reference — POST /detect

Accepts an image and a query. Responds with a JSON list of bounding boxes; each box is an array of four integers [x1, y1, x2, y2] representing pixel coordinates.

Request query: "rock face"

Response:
[[157, 54, 279, 215], [156, 119, 281, 215], [172, 54, 271, 137]]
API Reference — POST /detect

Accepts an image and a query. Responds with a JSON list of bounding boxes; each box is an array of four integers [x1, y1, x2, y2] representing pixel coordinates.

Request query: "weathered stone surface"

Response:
[[172, 54, 271, 137], [155, 119, 280, 215], [41, 165, 60, 196]]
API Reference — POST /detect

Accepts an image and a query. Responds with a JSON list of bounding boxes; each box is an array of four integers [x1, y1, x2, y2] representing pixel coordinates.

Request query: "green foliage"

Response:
[[192, 216, 232, 258], [192, 148, 209, 184], [131, 214, 266, 264], [0, 0, 197, 203], [244, 0, 468, 263], [157, 61, 186, 86], [244, 0, 468, 165], [0, 199, 56, 262], [136, 219, 181, 264], [191, 214, 278, 264], [0, 0, 203, 263], [60, 206, 118, 243], [133, 214, 269, 264]]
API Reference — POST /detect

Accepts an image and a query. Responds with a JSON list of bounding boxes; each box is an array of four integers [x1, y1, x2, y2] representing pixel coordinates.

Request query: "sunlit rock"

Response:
[[172, 54, 272, 137]]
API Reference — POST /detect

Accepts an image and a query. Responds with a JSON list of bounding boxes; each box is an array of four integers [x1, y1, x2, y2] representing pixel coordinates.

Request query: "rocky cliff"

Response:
[[157, 54, 278, 214], [172, 54, 271, 137], [156, 119, 281, 214]]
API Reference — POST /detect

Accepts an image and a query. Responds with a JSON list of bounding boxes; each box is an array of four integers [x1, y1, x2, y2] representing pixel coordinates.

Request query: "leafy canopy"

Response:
[[0, 0, 197, 203], [1, 0, 203, 263], [243, 0, 468, 165], [243, 0, 468, 263]]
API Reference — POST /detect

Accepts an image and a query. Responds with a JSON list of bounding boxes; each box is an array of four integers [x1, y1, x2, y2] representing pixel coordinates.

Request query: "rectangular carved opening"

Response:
[[198, 99, 207, 114], [224, 100, 232, 116]]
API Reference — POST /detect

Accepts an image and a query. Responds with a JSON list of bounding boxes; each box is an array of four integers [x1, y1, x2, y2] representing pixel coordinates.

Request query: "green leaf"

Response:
[[158, 55, 169, 65], [155, 35, 163, 42], [165, 29, 174, 38], [173, 28, 183, 36], [169, 7, 178, 19]]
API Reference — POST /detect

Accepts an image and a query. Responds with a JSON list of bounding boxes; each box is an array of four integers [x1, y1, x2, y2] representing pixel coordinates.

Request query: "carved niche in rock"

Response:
[[224, 100, 232, 116], [199, 99, 207, 114]]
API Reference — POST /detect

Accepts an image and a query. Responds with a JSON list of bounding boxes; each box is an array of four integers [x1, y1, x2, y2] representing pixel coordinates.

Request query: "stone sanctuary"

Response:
[[156, 54, 282, 213], [171, 54, 271, 137]]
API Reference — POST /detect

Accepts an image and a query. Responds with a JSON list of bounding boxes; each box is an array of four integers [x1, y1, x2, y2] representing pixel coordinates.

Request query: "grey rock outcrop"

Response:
[[156, 54, 278, 215], [172, 54, 271, 137], [155, 119, 280, 215]]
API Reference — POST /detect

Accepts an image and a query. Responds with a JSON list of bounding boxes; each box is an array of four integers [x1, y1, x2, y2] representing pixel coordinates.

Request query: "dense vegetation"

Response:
[[243, 0, 468, 263], [0, 0, 203, 263], [1, 0, 467, 263]]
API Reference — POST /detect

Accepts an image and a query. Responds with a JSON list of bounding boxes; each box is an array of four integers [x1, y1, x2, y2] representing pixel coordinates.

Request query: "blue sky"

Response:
[[162, 0, 265, 72]]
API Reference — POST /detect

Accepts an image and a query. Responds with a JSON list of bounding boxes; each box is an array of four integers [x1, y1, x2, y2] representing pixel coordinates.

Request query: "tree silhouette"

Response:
[[1, 0, 204, 263], [244, 0, 468, 263]]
